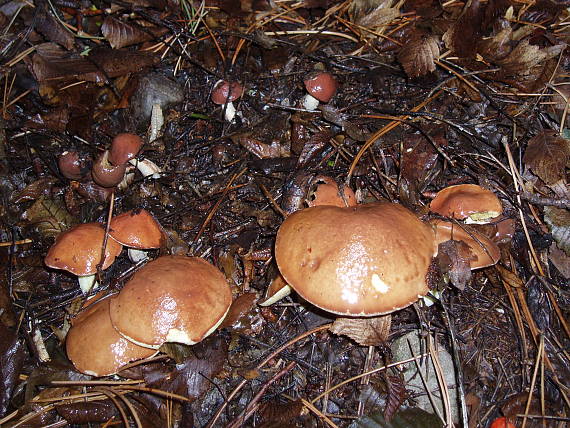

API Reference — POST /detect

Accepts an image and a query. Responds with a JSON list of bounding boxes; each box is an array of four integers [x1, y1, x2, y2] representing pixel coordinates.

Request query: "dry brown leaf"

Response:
[[330, 315, 391, 346], [523, 131, 570, 184], [35, 9, 75, 50], [101, 16, 153, 49], [549, 243, 570, 279], [496, 265, 524, 288], [357, 6, 400, 30], [544, 206, 570, 255], [398, 32, 440, 78], [21, 197, 77, 238], [437, 240, 473, 290]]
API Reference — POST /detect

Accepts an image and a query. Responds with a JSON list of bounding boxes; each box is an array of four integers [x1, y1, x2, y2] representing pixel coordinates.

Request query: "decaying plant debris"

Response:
[[1, 0, 569, 426]]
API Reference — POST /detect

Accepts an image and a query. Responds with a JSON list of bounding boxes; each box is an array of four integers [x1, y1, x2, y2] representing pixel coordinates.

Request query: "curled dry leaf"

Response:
[[398, 32, 440, 78], [101, 16, 153, 49], [523, 130, 570, 185], [330, 315, 391, 346], [544, 206, 570, 255], [356, 3, 401, 30]]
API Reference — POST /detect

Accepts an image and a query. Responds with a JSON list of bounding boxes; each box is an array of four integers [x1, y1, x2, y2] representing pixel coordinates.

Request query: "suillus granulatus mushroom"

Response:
[[66, 297, 156, 376], [302, 71, 338, 111], [211, 80, 243, 122], [109, 256, 232, 348], [274, 202, 437, 316], [109, 208, 164, 262], [45, 223, 123, 293], [429, 183, 502, 224]]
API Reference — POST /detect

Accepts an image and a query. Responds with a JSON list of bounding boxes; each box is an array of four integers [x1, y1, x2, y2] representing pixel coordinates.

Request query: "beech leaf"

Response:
[[101, 16, 153, 49], [523, 131, 570, 184], [22, 196, 77, 238], [544, 206, 570, 255], [330, 315, 391, 346], [398, 32, 439, 78]]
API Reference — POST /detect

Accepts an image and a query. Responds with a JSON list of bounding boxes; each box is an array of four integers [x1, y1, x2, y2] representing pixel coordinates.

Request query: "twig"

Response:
[[520, 192, 570, 209]]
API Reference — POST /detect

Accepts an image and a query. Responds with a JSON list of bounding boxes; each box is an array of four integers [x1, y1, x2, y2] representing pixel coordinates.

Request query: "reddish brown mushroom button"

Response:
[[303, 72, 338, 110], [45, 223, 123, 292], [306, 175, 357, 208], [58, 151, 86, 180], [275, 202, 437, 316], [66, 298, 156, 376], [109, 256, 232, 348], [108, 133, 143, 166], [429, 183, 502, 223], [91, 150, 127, 188], [211, 80, 243, 122]]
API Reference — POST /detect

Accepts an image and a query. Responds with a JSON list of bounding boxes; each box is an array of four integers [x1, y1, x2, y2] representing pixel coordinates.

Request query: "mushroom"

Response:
[[430, 220, 500, 269], [91, 150, 127, 188], [306, 175, 357, 208], [109, 256, 232, 348], [58, 151, 86, 180], [66, 297, 156, 376], [211, 80, 243, 122], [429, 184, 502, 224], [302, 72, 338, 111], [274, 202, 437, 316], [108, 133, 142, 166], [45, 223, 123, 293], [109, 209, 164, 262]]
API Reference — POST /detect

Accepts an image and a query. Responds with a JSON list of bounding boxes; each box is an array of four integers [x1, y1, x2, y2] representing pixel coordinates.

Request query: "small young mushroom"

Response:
[[306, 175, 357, 208], [45, 223, 123, 293], [430, 220, 500, 269], [211, 80, 243, 122], [58, 151, 86, 180], [109, 256, 232, 348], [109, 209, 164, 262], [429, 184, 502, 224], [275, 202, 438, 316], [302, 72, 338, 111], [91, 151, 127, 188], [108, 133, 143, 166], [66, 298, 156, 376]]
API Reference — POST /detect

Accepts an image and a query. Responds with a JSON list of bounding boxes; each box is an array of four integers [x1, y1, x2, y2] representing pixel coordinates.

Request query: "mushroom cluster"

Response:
[[45, 209, 163, 293], [92, 133, 143, 188], [66, 255, 232, 376]]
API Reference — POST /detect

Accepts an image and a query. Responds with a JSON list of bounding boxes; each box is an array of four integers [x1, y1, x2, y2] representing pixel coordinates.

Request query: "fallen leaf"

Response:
[[437, 239, 473, 291], [0, 324, 25, 417], [398, 31, 440, 78], [549, 242, 570, 278], [101, 16, 154, 49], [544, 206, 570, 255], [330, 315, 391, 346], [523, 131, 570, 184], [22, 196, 77, 238]]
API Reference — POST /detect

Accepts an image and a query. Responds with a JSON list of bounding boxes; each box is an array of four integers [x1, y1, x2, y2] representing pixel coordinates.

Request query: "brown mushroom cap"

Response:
[[211, 80, 243, 105], [431, 220, 500, 269], [304, 72, 338, 103], [91, 150, 127, 188], [110, 209, 163, 249], [108, 133, 143, 166], [307, 176, 357, 208], [66, 298, 156, 376], [45, 223, 123, 276], [58, 151, 85, 180], [109, 256, 232, 348], [275, 202, 438, 316], [429, 184, 502, 223]]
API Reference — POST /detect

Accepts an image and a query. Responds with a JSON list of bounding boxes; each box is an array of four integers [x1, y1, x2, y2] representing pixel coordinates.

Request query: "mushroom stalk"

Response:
[[302, 93, 320, 111]]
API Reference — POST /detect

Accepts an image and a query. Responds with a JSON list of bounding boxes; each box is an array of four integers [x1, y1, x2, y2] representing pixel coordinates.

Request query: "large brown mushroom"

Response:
[[45, 223, 123, 293], [66, 298, 156, 376], [109, 256, 232, 348], [275, 202, 437, 316]]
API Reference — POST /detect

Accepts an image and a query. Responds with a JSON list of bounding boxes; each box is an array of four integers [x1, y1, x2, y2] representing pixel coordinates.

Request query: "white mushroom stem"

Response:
[[78, 274, 98, 294], [129, 158, 161, 179], [302, 93, 320, 111], [128, 248, 148, 263], [259, 283, 292, 306], [223, 101, 237, 122]]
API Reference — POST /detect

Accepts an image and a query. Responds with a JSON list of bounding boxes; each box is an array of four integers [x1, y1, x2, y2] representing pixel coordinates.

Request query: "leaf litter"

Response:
[[0, 0, 569, 427]]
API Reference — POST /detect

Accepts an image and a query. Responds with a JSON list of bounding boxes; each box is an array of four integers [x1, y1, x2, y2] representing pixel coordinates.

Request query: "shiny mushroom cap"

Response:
[[275, 202, 438, 316], [429, 184, 502, 223], [66, 298, 156, 376], [211, 80, 243, 105], [110, 209, 163, 249], [45, 223, 123, 276], [91, 150, 127, 188], [304, 72, 338, 103], [58, 151, 85, 180], [431, 220, 500, 269], [108, 133, 143, 166], [109, 256, 232, 348]]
